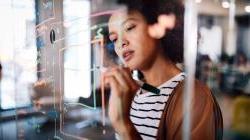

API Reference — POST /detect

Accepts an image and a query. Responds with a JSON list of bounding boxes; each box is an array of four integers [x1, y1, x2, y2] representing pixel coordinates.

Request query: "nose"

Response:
[[115, 33, 129, 51], [122, 39, 129, 48]]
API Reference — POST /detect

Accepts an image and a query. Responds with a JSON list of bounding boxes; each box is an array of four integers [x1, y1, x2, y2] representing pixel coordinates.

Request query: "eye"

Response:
[[109, 34, 117, 43], [111, 38, 117, 43], [125, 24, 136, 32]]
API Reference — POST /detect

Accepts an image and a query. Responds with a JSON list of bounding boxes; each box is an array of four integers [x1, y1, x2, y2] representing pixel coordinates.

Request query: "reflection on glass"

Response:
[[63, 0, 91, 101], [0, 0, 36, 109]]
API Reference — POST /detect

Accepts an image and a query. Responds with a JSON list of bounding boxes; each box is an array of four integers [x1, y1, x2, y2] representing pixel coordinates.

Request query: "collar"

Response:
[[137, 72, 185, 96]]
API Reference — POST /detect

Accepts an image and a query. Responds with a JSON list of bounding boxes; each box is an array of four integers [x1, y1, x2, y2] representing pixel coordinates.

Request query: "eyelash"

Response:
[[126, 25, 136, 32], [111, 38, 117, 43], [110, 25, 136, 43]]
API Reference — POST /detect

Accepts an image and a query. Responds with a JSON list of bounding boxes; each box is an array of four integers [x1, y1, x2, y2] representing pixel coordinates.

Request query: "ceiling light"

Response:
[[222, 1, 230, 9], [245, 5, 250, 13], [195, 0, 202, 3]]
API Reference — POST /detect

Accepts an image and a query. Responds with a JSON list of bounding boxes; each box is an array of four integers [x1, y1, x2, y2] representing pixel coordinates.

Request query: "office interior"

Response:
[[0, 0, 249, 139]]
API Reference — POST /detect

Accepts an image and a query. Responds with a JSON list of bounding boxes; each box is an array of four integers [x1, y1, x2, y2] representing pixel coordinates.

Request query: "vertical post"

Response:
[[226, 0, 236, 56], [183, 0, 198, 140], [100, 37, 106, 134]]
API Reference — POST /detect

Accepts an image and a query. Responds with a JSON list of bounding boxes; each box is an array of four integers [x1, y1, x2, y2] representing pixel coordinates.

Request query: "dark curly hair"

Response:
[[117, 0, 184, 63]]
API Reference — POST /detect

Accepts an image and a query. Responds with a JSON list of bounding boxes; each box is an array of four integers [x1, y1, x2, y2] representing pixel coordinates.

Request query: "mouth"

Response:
[[122, 50, 135, 62]]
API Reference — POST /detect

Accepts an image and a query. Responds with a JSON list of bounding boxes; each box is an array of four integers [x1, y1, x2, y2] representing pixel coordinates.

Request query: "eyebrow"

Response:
[[122, 17, 138, 25], [108, 17, 138, 37]]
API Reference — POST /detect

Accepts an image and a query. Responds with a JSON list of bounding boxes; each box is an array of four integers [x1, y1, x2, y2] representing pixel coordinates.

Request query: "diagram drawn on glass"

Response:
[[57, 1, 125, 139], [29, 0, 125, 139]]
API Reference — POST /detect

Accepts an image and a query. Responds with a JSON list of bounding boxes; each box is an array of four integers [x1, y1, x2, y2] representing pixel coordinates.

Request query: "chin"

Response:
[[124, 61, 140, 70]]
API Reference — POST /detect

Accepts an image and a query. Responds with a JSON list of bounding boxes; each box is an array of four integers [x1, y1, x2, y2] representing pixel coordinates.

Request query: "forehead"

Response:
[[108, 11, 144, 30]]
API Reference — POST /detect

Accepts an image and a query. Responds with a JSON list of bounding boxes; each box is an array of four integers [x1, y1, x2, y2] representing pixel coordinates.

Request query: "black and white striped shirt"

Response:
[[129, 73, 185, 140]]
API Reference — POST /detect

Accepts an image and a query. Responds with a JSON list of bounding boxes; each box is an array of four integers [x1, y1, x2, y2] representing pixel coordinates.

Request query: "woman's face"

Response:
[[108, 11, 159, 70]]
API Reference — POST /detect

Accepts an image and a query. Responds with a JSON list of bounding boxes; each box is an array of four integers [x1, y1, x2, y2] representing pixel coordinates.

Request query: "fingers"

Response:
[[108, 68, 128, 89], [103, 66, 139, 95], [105, 66, 139, 125], [118, 67, 140, 91], [105, 74, 120, 95]]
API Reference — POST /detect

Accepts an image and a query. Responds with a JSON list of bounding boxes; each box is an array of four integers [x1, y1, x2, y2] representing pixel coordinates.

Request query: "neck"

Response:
[[141, 56, 181, 87]]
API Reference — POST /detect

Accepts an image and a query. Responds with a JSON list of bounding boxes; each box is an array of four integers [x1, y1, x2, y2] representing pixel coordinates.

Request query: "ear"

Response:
[[148, 14, 176, 39]]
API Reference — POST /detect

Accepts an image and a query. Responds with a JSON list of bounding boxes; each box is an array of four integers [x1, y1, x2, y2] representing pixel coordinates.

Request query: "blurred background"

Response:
[[0, 0, 249, 139], [196, 0, 250, 139]]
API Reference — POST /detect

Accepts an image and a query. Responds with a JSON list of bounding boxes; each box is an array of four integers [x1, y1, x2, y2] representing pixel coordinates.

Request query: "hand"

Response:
[[104, 67, 140, 133]]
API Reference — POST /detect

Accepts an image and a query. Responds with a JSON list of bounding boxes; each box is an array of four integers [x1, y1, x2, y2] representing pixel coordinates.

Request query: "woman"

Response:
[[104, 0, 223, 139]]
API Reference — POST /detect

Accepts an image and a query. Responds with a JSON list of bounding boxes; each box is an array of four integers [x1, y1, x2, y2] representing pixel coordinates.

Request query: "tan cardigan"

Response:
[[157, 80, 223, 140]]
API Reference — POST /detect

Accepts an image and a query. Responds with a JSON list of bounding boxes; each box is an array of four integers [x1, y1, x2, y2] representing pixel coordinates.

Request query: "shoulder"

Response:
[[193, 80, 215, 104], [165, 80, 222, 139], [157, 80, 223, 140], [191, 80, 216, 118], [165, 79, 218, 124], [170, 79, 214, 104]]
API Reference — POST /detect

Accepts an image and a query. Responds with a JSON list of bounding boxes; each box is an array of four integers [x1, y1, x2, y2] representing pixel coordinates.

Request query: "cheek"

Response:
[[132, 32, 155, 52], [114, 46, 122, 58], [129, 33, 146, 48], [132, 26, 152, 45]]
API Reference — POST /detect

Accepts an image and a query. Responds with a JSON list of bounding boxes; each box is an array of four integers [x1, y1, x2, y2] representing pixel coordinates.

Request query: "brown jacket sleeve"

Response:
[[157, 80, 223, 140]]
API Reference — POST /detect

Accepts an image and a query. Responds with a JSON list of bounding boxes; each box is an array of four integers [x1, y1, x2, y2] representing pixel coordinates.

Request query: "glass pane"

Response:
[[1, 0, 249, 139], [59, 0, 121, 139], [197, 0, 250, 139]]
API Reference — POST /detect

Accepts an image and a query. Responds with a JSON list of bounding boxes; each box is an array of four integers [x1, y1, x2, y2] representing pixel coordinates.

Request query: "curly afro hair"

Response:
[[117, 0, 184, 63]]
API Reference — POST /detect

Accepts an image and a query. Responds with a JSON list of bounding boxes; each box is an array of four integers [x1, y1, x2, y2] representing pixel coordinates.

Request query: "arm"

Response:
[[116, 119, 142, 140], [189, 83, 223, 140], [104, 67, 142, 140]]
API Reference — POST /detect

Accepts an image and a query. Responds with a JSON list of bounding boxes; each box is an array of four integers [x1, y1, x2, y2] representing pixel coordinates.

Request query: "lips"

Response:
[[122, 50, 134, 62]]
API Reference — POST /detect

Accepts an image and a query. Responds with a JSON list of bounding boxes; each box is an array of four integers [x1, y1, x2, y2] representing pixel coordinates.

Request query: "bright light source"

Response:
[[195, 0, 202, 3], [222, 1, 230, 9], [245, 5, 250, 13]]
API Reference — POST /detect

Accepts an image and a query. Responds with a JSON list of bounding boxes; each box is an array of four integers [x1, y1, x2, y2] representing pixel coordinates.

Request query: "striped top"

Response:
[[129, 73, 185, 140]]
